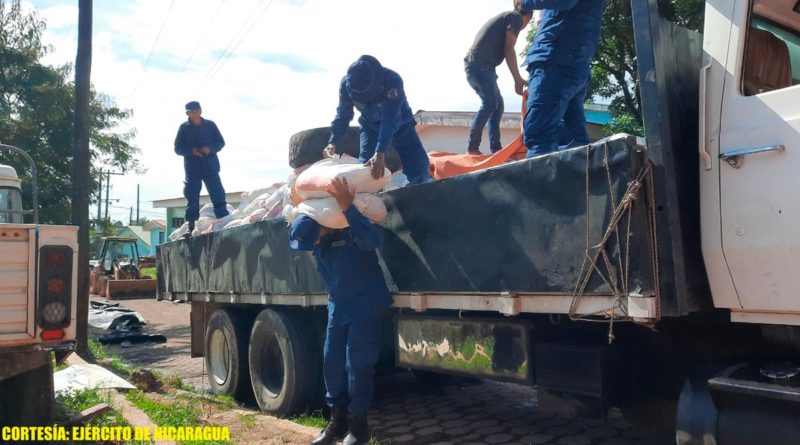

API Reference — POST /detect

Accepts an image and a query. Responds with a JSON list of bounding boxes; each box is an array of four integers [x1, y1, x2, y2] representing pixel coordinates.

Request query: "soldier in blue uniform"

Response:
[[519, 0, 605, 157], [289, 177, 392, 445], [173, 101, 229, 234], [324, 55, 431, 185]]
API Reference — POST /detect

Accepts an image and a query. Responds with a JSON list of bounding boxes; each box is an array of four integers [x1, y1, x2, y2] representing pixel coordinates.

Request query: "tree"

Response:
[[524, 0, 705, 136], [0, 0, 141, 225]]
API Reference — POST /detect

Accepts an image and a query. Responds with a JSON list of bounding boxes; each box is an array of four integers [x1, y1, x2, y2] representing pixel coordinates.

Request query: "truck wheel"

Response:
[[205, 309, 252, 401], [288, 126, 403, 172], [0, 361, 53, 426], [288, 127, 360, 169], [249, 309, 322, 416]]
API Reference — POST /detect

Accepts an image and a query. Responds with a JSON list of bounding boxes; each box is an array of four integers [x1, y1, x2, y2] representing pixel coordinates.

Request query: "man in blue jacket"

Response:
[[173, 101, 229, 234], [289, 177, 392, 445], [520, 0, 605, 158], [323, 55, 431, 185]]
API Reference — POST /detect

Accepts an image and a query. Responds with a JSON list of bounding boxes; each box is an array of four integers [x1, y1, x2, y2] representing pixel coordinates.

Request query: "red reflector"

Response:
[[46, 251, 66, 268], [41, 329, 65, 340]]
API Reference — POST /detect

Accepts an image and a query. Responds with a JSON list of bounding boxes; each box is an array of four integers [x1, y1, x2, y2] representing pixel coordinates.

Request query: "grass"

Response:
[[290, 411, 326, 429], [238, 413, 256, 429], [126, 390, 231, 445], [55, 387, 128, 428], [139, 266, 157, 279]]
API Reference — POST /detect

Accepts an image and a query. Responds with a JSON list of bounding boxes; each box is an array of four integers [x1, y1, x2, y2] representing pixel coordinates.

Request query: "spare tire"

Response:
[[288, 126, 403, 172]]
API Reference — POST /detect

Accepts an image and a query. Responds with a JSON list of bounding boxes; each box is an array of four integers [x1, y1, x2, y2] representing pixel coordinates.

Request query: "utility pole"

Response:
[[136, 184, 140, 223], [129, 207, 133, 225], [96, 173, 102, 223], [103, 170, 123, 221], [72, 0, 92, 357]]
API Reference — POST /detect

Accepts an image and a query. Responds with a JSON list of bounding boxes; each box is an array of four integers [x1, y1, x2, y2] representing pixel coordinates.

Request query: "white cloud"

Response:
[[30, 0, 531, 222]]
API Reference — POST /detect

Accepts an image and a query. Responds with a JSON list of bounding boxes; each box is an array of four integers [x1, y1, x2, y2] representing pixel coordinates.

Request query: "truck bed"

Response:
[[157, 136, 662, 317]]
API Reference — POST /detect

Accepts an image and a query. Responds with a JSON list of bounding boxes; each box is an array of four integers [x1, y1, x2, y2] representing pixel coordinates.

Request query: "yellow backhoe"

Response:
[[89, 237, 156, 300]]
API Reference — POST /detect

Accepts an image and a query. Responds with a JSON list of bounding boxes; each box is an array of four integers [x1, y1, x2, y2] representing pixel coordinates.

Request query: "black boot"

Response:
[[183, 220, 195, 238], [342, 414, 369, 445], [310, 407, 348, 445]]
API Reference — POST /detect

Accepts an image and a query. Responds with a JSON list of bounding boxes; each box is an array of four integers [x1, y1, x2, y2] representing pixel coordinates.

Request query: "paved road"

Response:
[[100, 299, 674, 445]]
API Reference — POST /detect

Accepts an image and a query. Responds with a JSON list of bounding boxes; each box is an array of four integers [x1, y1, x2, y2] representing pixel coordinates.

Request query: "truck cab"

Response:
[[0, 145, 79, 426]]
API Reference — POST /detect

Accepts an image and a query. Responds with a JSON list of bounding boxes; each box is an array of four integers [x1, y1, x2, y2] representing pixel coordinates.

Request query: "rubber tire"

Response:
[[249, 308, 322, 417], [288, 126, 404, 172], [205, 308, 252, 402], [0, 361, 53, 427]]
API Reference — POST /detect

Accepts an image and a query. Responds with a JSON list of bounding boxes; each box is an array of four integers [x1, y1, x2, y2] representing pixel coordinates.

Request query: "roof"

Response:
[[414, 103, 611, 128], [152, 191, 243, 209], [414, 111, 521, 129], [115, 226, 150, 246], [143, 219, 166, 231], [0, 164, 21, 189]]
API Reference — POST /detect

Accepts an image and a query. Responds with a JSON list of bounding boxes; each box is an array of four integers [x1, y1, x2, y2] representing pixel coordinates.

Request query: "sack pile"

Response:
[[168, 155, 407, 240], [283, 155, 391, 229]]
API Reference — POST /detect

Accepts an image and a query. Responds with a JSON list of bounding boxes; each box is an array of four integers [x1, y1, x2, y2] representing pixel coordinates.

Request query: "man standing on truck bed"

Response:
[[464, 2, 533, 155], [289, 177, 392, 445], [520, 0, 605, 158], [174, 101, 229, 235], [323, 55, 431, 185]]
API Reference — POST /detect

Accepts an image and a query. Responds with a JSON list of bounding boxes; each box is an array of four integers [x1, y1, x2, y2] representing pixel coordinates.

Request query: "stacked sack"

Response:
[[283, 155, 390, 228], [168, 155, 409, 240]]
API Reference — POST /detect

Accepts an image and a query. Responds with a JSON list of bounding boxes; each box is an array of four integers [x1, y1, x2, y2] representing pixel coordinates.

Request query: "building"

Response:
[[152, 191, 243, 237], [413, 103, 611, 154], [142, 220, 166, 255], [114, 225, 151, 258]]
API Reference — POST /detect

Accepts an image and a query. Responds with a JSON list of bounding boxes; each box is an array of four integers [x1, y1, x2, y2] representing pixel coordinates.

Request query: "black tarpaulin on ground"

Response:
[[157, 136, 651, 297]]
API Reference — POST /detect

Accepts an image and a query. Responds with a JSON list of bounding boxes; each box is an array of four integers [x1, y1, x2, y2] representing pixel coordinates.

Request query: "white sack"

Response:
[[284, 193, 387, 229], [294, 155, 390, 200]]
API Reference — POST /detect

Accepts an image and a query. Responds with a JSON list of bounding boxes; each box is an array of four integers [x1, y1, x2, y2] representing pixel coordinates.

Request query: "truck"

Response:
[[0, 144, 79, 426], [156, 1, 800, 443]]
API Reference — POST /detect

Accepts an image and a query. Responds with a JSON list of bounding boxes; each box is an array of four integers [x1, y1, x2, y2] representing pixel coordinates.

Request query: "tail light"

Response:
[[38, 245, 73, 329]]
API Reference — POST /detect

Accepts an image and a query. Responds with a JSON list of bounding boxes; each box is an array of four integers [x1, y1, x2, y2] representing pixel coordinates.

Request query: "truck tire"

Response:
[[0, 361, 53, 427], [288, 126, 404, 172], [205, 309, 252, 402], [289, 127, 360, 169], [249, 308, 322, 416]]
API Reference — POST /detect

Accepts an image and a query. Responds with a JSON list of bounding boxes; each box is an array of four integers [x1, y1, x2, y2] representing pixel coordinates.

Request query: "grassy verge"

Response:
[[126, 391, 231, 445], [290, 411, 326, 429], [54, 388, 129, 430]]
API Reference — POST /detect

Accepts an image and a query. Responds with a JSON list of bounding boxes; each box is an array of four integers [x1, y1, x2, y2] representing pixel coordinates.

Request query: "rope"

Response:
[[568, 142, 658, 343]]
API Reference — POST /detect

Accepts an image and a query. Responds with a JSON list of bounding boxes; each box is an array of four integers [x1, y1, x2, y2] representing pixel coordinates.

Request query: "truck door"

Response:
[[719, 0, 800, 311]]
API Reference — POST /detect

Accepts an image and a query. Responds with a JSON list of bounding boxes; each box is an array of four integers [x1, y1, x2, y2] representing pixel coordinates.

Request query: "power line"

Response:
[[206, 0, 274, 80], [133, 0, 177, 94], [180, 0, 226, 73]]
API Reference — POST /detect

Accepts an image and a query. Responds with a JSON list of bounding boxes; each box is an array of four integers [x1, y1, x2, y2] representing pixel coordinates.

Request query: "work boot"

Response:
[[310, 407, 348, 445], [342, 414, 369, 445], [183, 220, 195, 239]]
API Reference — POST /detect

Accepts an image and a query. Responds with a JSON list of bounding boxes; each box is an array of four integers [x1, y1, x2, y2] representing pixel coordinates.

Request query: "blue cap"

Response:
[[288, 215, 321, 250], [346, 55, 384, 101], [185, 101, 201, 111]]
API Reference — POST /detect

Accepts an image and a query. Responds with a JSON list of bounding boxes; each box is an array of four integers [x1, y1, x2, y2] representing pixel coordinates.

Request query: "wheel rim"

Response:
[[258, 332, 285, 399], [209, 329, 231, 386]]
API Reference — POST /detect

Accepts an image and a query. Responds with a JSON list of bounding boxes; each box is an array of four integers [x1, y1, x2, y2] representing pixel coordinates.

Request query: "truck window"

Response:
[[742, 0, 800, 95], [0, 187, 23, 223]]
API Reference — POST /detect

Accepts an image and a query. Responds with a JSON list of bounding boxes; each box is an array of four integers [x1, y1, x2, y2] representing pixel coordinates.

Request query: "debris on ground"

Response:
[[53, 363, 136, 394], [90, 299, 167, 346], [129, 369, 163, 393]]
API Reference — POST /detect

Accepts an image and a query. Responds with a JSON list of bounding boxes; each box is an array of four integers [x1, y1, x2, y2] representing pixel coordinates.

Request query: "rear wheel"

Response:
[[205, 309, 252, 401], [249, 309, 322, 416]]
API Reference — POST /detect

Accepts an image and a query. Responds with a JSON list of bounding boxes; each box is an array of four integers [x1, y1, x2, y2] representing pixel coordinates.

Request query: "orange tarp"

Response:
[[427, 93, 528, 180]]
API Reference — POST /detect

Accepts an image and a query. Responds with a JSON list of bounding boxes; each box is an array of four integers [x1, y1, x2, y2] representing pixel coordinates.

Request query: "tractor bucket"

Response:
[[103, 278, 157, 300]]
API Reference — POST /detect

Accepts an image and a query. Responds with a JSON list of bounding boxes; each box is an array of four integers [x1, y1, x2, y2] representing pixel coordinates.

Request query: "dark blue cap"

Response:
[[288, 215, 321, 250], [346, 55, 384, 101], [185, 101, 201, 111]]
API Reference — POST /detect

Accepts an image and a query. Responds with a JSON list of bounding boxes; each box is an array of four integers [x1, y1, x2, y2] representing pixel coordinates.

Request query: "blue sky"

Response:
[[27, 0, 531, 225]]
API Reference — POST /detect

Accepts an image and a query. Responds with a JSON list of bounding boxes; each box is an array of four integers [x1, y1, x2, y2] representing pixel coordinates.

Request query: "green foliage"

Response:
[[0, 0, 141, 224], [290, 411, 326, 429], [55, 388, 128, 428], [603, 113, 644, 137]]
